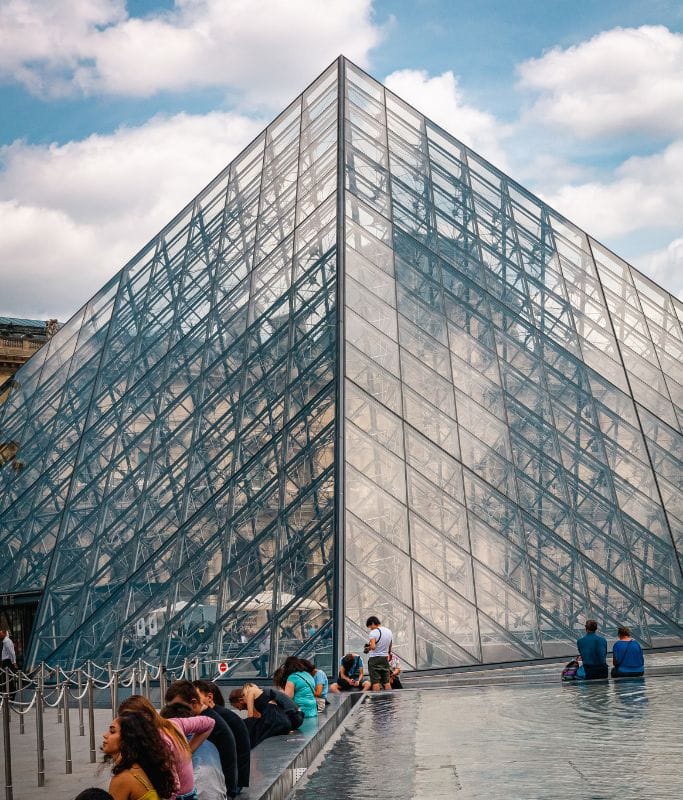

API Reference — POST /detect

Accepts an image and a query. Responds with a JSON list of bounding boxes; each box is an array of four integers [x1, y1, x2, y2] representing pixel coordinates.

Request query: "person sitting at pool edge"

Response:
[[229, 683, 303, 748], [329, 653, 364, 692], [576, 619, 608, 680], [612, 626, 645, 678]]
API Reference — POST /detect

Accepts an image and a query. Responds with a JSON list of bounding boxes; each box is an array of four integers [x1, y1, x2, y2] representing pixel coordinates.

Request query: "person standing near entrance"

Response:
[[576, 619, 608, 680], [364, 616, 393, 691], [0, 629, 17, 673]]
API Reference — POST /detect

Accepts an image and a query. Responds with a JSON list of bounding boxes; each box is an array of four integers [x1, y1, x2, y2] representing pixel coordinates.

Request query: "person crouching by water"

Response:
[[329, 653, 364, 693], [364, 615, 393, 691], [229, 683, 304, 747], [576, 619, 608, 680], [101, 712, 177, 800], [612, 626, 645, 678]]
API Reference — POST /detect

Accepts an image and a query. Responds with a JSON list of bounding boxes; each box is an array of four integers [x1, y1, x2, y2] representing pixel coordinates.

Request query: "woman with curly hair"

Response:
[[118, 695, 214, 800], [101, 712, 176, 800]]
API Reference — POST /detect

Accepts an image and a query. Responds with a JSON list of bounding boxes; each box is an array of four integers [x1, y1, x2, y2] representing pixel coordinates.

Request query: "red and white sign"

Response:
[[218, 661, 229, 674]]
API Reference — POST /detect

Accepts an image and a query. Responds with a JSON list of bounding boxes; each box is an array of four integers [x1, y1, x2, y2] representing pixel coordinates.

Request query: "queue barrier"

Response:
[[0, 655, 253, 800]]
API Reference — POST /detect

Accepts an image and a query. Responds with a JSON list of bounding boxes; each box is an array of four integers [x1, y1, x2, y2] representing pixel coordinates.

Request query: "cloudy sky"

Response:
[[1, 0, 682, 320]]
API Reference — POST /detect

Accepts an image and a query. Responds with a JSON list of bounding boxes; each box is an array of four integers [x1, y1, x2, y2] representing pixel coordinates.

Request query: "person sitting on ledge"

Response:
[[160, 702, 227, 800], [612, 626, 645, 678], [229, 683, 303, 747], [576, 619, 608, 680], [193, 680, 251, 793], [280, 656, 318, 720], [164, 680, 239, 798], [118, 694, 214, 800], [101, 712, 176, 800], [312, 661, 329, 711], [329, 653, 364, 692]]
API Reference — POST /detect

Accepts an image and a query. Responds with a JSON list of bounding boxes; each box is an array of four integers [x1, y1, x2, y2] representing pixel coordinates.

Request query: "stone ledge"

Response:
[[244, 692, 359, 800]]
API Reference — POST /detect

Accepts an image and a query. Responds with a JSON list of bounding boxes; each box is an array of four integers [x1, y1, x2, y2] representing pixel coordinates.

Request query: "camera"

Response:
[[363, 643, 371, 654]]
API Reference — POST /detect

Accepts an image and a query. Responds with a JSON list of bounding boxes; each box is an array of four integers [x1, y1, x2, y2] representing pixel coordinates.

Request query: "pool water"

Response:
[[292, 677, 683, 799]]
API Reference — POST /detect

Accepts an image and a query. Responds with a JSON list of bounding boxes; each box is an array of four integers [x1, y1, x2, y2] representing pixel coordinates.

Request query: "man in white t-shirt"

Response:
[[364, 616, 393, 690]]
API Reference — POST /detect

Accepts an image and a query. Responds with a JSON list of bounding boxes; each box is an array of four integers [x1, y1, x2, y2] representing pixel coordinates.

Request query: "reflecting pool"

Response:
[[293, 677, 683, 799]]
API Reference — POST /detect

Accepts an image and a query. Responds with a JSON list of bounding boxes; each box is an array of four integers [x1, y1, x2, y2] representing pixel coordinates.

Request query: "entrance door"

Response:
[[0, 592, 41, 668]]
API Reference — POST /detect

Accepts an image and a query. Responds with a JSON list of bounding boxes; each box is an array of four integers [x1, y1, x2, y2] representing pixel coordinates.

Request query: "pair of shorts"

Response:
[[368, 656, 391, 686]]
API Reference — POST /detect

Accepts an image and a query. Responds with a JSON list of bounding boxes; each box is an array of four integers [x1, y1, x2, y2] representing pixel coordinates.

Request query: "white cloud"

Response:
[[635, 238, 683, 300], [384, 68, 508, 166], [517, 25, 683, 138], [0, 0, 382, 105], [0, 111, 262, 318], [542, 139, 683, 239]]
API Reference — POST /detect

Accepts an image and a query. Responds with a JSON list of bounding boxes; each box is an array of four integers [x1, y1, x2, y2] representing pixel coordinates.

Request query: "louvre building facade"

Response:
[[1, 58, 681, 672]]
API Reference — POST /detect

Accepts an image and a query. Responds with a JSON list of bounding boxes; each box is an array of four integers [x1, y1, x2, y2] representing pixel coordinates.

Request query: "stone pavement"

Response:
[[1, 704, 113, 800]]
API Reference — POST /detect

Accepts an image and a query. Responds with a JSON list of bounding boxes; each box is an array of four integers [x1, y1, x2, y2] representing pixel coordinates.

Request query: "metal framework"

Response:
[[0, 58, 681, 671]]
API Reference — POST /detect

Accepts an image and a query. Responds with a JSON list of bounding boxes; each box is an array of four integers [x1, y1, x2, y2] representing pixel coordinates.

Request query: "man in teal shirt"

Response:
[[576, 619, 608, 679]]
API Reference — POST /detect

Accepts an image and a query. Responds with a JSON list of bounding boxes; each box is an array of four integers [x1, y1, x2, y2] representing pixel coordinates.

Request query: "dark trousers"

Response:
[[244, 706, 291, 748], [251, 654, 268, 677], [584, 664, 608, 680], [612, 668, 644, 679], [1, 661, 16, 694]]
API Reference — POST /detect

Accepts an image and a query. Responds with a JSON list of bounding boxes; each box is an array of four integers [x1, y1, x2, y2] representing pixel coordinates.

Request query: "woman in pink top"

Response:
[[118, 695, 214, 800]]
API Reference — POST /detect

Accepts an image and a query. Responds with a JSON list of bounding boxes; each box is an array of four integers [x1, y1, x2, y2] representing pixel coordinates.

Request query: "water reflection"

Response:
[[294, 676, 681, 800]]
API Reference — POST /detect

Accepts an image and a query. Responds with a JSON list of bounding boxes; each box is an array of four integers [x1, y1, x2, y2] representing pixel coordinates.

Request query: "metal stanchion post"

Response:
[[159, 664, 166, 705], [2, 694, 13, 800], [137, 659, 145, 699], [56, 674, 63, 724], [36, 671, 45, 787], [77, 669, 85, 736], [112, 667, 119, 716], [130, 664, 137, 697], [17, 673, 24, 736], [62, 681, 72, 774], [87, 675, 96, 764], [108, 663, 114, 715]]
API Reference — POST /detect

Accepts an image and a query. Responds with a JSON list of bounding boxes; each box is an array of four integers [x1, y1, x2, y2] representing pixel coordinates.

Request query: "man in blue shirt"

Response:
[[576, 619, 608, 679]]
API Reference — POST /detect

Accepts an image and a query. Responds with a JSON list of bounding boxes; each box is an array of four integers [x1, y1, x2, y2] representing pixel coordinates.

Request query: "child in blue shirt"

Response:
[[313, 665, 329, 711]]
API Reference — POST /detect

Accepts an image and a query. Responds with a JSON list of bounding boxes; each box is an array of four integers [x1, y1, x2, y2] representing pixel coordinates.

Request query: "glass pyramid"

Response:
[[1, 58, 681, 671]]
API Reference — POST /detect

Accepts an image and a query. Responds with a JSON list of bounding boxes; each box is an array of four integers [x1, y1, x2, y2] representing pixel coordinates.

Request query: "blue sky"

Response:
[[1, 0, 682, 318]]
